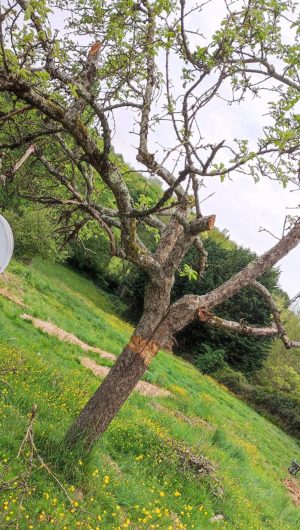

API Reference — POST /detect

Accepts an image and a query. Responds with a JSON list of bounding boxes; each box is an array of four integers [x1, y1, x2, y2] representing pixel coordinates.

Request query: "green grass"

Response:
[[0, 258, 299, 530]]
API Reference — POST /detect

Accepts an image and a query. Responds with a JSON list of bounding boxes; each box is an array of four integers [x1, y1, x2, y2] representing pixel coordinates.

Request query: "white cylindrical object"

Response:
[[0, 214, 14, 273]]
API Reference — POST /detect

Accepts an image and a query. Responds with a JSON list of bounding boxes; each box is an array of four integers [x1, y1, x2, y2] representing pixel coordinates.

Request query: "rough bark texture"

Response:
[[66, 269, 175, 448], [66, 314, 167, 448], [66, 342, 154, 448], [197, 308, 278, 336], [166, 220, 300, 335]]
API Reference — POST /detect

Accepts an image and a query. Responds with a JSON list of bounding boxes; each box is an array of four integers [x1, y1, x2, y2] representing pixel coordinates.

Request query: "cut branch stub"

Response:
[[207, 215, 216, 230], [88, 41, 102, 57], [189, 214, 216, 235], [198, 308, 210, 322]]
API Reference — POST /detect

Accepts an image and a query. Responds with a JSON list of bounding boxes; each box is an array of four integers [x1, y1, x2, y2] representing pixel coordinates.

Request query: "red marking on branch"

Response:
[[198, 308, 209, 322], [88, 41, 102, 57]]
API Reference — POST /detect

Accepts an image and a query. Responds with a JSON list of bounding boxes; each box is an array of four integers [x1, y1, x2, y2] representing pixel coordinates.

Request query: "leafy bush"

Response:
[[214, 366, 251, 393], [251, 389, 300, 437], [193, 345, 225, 374], [214, 366, 300, 438], [4, 207, 67, 262], [68, 228, 111, 290]]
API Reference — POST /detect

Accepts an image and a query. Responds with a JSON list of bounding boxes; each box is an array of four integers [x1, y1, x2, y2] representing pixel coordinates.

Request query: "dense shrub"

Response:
[[68, 227, 111, 290], [251, 389, 300, 437], [4, 207, 67, 262], [193, 345, 225, 374], [213, 366, 252, 394], [214, 366, 300, 438]]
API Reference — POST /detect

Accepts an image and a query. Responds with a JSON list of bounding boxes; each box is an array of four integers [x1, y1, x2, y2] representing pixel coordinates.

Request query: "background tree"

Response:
[[0, 0, 299, 450]]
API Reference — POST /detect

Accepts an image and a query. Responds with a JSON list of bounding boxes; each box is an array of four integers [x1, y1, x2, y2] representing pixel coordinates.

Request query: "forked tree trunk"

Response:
[[65, 331, 160, 449]]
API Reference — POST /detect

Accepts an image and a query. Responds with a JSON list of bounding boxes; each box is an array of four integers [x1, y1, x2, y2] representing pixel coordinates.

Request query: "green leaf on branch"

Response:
[[179, 264, 198, 282]]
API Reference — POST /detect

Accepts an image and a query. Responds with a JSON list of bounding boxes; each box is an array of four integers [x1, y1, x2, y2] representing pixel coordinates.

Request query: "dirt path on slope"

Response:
[[284, 478, 300, 506], [20, 313, 171, 398], [21, 313, 116, 360], [0, 287, 27, 307], [80, 357, 171, 398], [0, 272, 27, 307]]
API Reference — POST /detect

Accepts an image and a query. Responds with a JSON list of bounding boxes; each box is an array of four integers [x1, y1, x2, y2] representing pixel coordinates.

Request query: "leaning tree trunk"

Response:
[[65, 277, 172, 450], [65, 330, 159, 449]]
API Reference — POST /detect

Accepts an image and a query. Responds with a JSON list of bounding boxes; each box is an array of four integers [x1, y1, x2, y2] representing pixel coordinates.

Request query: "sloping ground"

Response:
[[284, 478, 300, 506], [21, 313, 116, 360], [80, 357, 171, 397], [0, 259, 300, 530], [18, 312, 171, 397], [18, 313, 170, 397], [0, 272, 27, 307]]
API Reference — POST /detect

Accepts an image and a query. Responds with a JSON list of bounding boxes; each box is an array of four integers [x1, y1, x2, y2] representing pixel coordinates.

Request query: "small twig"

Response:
[[258, 226, 280, 240], [285, 292, 300, 309], [0, 362, 22, 394], [17, 404, 38, 457], [0, 473, 29, 493], [0, 105, 32, 123], [0, 378, 13, 391], [0, 365, 19, 375], [199, 192, 215, 204], [17, 404, 73, 504]]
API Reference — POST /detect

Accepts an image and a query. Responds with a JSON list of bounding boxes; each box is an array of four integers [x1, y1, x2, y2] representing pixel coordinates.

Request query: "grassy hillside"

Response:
[[0, 260, 299, 530]]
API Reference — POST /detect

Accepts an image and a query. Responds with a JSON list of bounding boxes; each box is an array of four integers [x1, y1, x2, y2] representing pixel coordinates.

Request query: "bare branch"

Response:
[[197, 308, 278, 337], [196, 278, 300, 349], [193, 237, 208, 276], [197, 301, 300, 349], [251, 281, 300, 349], [0, 127, 64, 150], [7, 144, 36, 177], [286, 292, 300, 309], [36, 152, 118, 256], [66, 40, 103, 122], [129, 168, 190, 219], [167, 219, 300, 335]]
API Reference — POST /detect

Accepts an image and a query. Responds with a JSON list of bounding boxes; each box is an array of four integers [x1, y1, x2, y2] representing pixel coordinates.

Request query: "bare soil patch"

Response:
[[80, 357, 171, 398], [284, 478, 300, 506], [20, 312, 171, 397], [21, 313, 116, 360], [0, 272, 27, 307], [0, 287, 27, 307]]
